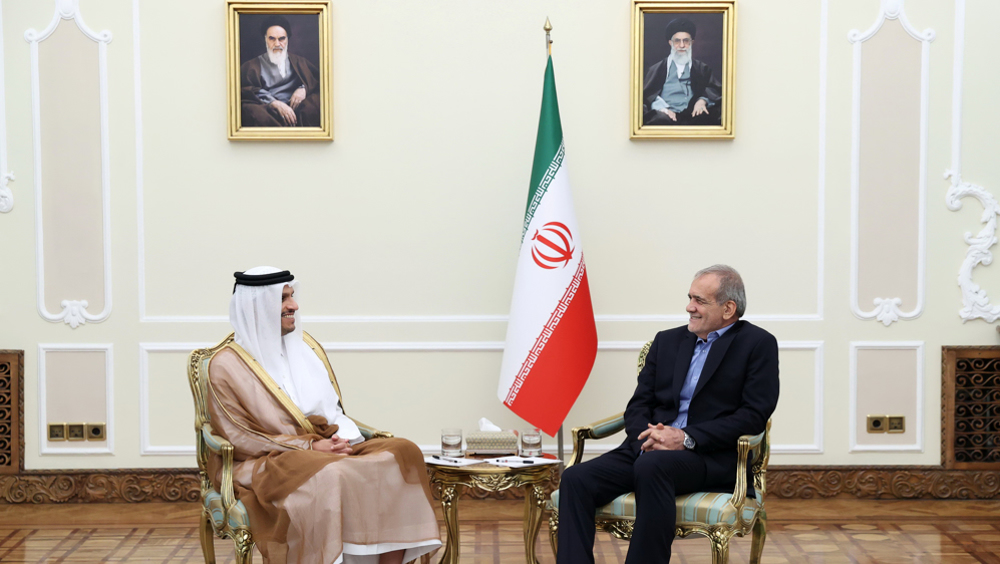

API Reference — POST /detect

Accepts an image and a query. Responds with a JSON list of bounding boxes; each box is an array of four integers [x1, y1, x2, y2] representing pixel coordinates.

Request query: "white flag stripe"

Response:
[[498, 158, 582, 396]]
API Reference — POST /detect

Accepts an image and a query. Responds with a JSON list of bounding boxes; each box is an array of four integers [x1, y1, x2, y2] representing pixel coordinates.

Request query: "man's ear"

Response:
[[723, 301, 737, 320]]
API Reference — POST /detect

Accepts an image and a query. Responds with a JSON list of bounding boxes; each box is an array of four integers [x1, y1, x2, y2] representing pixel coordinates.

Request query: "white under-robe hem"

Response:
[[333, 539, 441, 564]]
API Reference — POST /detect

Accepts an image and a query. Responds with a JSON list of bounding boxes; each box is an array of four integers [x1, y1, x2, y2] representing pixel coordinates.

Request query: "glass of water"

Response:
[[520, 428, 542, 457], [441, 428, 463, 458]]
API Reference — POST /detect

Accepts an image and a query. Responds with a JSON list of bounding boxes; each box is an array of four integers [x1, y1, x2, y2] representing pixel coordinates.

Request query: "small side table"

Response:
[[427, 461, 559, 564]]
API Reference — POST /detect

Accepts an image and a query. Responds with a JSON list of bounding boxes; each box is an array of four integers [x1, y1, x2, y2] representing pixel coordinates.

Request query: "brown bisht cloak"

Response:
[[206, 343, 440, 563], [240, 53, 322, 127]]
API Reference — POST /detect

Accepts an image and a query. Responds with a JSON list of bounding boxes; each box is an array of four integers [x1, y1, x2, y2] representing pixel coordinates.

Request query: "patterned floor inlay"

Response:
[[1, 520, 999, 563]]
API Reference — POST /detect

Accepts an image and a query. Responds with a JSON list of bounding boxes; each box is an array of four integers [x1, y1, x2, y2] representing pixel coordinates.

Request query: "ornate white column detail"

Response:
[[848, 0, 933, 326], [26, 0, 113, 328], [945, 0, 1000, 323]]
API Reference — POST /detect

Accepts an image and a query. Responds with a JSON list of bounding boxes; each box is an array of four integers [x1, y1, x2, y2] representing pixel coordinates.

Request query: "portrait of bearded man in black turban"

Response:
[[641, 15, 724, 127]]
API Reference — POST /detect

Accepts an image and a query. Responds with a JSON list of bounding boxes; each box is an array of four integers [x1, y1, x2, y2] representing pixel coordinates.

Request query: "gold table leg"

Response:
[[438, 483, 461, 564], [523, 484, 546, 564]]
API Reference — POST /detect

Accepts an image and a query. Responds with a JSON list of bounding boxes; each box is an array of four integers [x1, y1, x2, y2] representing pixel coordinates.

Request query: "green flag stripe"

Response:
[[521, 143, 564, 241], [522, 57, 564, 237]]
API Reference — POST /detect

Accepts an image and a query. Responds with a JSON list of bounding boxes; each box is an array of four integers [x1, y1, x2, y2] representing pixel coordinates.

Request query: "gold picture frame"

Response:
[[227, 0, 332, 140], [630, 1, 736, 139]]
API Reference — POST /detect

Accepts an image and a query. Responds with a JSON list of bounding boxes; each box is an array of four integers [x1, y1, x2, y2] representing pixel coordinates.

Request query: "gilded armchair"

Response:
[[187, 331, 392, 564], [547, 341, 771, 564]]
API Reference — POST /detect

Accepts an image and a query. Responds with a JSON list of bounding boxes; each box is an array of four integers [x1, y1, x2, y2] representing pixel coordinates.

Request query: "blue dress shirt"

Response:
[[670, 323, 735, 430]]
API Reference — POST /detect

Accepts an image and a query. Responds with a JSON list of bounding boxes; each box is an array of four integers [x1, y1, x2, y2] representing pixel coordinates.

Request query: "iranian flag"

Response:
[[497, 55, 598, 436]]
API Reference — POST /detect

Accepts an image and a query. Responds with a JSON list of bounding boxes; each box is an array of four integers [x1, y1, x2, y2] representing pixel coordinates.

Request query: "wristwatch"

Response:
[[682, 432, 696, 450]]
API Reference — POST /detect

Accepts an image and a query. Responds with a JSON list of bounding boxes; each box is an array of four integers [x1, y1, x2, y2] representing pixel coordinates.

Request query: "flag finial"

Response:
[[544, 18, 552, 56]]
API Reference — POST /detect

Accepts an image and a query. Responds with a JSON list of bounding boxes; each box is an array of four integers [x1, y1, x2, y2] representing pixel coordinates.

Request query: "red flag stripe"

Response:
[[504, 268, 597, 435]]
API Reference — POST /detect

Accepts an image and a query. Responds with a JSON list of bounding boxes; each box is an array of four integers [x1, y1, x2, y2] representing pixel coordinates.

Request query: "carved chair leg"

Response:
[[548, 508, 559, 558], [709, 529, 731, 564], [232, 529, 255, 564], [198, 511, 217, 564], [749, 512, 767, 564]]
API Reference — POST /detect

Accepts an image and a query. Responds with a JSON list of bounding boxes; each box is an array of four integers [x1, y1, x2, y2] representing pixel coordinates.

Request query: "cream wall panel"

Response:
[[851, 342, 923, 452], [38, 344, 113, 455], [856, 20, 921, 311], [27, 0, 112, 329], [0, 0, 13, 214], [137, 0, 822, 322], [769, 344, 823, 453], [140, 345, 204, 455], [37, 22, 104, 315], [4, 0, 997, 469]]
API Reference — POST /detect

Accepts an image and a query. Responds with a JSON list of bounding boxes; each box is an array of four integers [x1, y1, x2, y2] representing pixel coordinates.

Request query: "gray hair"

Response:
[[694, 264, 746, 317]]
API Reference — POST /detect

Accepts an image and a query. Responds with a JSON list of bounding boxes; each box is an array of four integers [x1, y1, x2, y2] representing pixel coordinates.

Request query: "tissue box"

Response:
[[465, 431, 519, 456]]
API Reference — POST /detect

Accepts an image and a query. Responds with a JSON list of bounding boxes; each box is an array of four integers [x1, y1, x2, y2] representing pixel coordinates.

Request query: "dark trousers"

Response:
[[557, 446, 707, 564]]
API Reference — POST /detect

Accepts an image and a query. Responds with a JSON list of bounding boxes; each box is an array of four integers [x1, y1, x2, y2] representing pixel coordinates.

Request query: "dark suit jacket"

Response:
[[642, 57, 722, 114], [622, 320, 779, 488]]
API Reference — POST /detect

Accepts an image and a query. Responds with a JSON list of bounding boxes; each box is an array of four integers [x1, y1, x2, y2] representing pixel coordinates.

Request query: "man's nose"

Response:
[[686, 301, 696, 313], [289, 298, 298, 311]]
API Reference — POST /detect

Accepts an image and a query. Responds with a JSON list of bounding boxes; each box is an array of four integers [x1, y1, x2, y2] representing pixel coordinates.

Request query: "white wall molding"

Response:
[[139, 343, 212, 456], [849, 341, 924, 453], [771, 341, 824, 454], [0, 0, 14, 214], [133, 0, 829, 325], [26, 0, 112, 328], [848, 0, 932, 327], [344, 339, 820, 455], [38, 343, 114, 455], [944, 0, 1000, 323]]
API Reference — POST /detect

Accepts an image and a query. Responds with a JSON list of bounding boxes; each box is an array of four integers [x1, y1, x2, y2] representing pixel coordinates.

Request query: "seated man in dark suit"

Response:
[[557, 264, 779, 564]]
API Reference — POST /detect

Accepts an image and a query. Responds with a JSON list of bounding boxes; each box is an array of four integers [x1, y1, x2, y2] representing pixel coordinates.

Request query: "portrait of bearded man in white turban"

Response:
[[205, 266, 441, 564]]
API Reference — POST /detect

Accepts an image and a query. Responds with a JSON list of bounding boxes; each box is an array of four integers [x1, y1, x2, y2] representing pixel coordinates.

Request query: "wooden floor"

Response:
[[0, 498, 998, 563]]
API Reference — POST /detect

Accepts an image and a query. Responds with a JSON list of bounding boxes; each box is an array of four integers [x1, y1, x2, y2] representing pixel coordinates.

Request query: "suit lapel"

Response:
[[673, 333, 697, 405], [692, 321, 742, 399]]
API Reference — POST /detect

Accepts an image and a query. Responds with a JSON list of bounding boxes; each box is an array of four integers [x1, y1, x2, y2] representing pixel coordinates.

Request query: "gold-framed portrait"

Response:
[[630, 1, 736, 139], [227, 0, 332, 140]]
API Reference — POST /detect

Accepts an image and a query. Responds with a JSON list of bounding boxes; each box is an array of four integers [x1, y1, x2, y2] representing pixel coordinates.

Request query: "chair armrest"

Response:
[[729, 427, 766, 527], [567, 412, 625, 468], [200, 423, 239, 513], [351, 417, 393, 440]]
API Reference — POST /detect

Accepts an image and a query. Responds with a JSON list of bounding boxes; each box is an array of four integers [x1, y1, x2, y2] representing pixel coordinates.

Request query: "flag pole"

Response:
[[544, 15, 566, 465]]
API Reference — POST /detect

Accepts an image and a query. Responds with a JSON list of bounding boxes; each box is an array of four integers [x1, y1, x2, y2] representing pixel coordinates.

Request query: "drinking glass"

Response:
[[441, 428, 463, 457], [520, 428, 542, 457]]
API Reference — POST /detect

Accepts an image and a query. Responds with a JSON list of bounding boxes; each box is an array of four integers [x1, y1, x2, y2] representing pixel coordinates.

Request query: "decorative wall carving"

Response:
[[1, 466, 997, 503], [942, 347, 1000, 469], [945, 0, 1000, 322], [768, 466, 1000, 499], [0, 470, 200, 503], [26, 0, 113, 328], [0, 351, 23, 475], [848, 0, 933, 326]]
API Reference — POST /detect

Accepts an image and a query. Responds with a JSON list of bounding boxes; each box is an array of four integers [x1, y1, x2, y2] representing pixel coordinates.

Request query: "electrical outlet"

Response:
[[867, 415, 887, 433], [85, 423, 106, 441], [887, 415, 905, 433], [67, 423, 86, 441], [47, 423, 67, 441]]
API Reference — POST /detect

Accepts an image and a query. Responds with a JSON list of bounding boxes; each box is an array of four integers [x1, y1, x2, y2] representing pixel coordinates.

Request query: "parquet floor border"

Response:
[[0, 499, 997, 563]]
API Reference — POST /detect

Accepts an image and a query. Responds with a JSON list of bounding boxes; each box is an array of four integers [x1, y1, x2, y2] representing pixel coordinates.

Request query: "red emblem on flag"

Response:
[[531, 222, 575, 269]]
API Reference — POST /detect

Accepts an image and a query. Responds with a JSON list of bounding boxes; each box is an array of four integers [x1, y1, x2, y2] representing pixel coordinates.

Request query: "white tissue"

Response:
[[478, 417, 502, 432]]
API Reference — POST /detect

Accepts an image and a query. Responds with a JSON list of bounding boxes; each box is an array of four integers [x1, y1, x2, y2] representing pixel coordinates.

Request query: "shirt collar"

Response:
[[697, 321, 736, 345]]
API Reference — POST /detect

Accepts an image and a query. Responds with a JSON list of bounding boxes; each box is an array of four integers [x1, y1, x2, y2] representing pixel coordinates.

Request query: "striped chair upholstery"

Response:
[[546, 341, 771, 564]]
